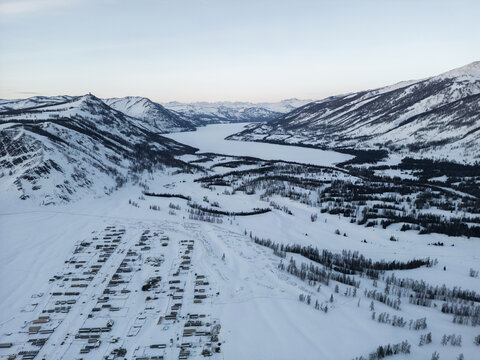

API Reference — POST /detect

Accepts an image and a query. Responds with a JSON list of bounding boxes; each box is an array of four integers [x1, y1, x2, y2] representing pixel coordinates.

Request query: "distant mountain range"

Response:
[[228, 62, 480, 164], [0, 94, 310, 203], [162, 99, 312, 124], [1, 61, 478, 205], [0, 96, 311, 133]]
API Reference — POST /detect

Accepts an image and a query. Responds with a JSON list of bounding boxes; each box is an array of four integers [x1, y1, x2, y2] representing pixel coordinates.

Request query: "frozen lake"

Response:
[[164, 123, 353, 166]]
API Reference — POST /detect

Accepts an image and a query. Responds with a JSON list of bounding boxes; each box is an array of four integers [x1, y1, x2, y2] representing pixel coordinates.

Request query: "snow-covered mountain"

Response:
[[104, 96, 196, 133], [0, 95, 74, 112], [0, 94, 195, 204], [228, 62, 480, 163], [163, 98, 312, 124]]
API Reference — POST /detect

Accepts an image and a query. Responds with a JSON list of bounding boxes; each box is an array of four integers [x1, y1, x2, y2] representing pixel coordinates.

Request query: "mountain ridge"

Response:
[[227, 61, 480, 164], [103, 96, 196, 133], [162, 98, 312, 124], [0, 94, 195, 204]]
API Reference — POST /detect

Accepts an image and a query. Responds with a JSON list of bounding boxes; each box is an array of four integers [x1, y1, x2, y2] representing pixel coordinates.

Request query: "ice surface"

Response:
[[164, 123, 353, 166]]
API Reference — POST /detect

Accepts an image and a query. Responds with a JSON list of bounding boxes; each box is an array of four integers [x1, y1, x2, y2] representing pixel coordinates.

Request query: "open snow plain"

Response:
[[1, 124, 479, 360]]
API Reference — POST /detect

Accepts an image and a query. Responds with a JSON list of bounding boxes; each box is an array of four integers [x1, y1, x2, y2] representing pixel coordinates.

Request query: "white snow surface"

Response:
[[1, 165, 479, 359]]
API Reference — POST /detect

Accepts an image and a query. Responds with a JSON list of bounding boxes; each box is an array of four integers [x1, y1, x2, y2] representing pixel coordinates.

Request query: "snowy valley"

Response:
[[1, 120, 479, 359], [1, 63, 480, 360]]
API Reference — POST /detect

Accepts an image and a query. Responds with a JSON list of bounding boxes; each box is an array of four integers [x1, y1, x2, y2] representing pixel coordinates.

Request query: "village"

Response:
[[0, 225, 222, 360]]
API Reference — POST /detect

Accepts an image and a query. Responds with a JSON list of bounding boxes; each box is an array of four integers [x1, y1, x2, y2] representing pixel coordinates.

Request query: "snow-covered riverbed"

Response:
[[164, 123, 353, 166]]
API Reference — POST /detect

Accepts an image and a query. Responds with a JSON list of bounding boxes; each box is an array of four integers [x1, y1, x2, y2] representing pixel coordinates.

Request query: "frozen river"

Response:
[[164, 123, 353, 167]]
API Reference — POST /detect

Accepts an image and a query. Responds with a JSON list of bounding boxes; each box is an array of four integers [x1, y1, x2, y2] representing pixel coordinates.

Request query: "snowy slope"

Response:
[[229, 62, 480, 163], [104, 96, 196, 133], [163, 98, 312, 124], [0, 94, 195, 204]]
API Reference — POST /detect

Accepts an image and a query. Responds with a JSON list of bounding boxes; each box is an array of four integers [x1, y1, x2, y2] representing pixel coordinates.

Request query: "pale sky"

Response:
[[0, 0, 479, 102]]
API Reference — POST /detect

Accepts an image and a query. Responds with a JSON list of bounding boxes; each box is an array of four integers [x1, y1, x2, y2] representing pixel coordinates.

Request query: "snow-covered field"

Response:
[[0, 125, 479, 360]]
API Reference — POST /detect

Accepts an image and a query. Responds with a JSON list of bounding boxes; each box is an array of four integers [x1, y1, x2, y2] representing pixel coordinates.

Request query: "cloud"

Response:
[[16, 91, 40, 95], [0, 0, 80, 16]]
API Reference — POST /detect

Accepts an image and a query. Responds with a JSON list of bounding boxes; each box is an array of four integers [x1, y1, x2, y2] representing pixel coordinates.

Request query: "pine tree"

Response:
[[441, 334, 448, 346], [474, 334, 480, 345], [376, 345, 385, 359]]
